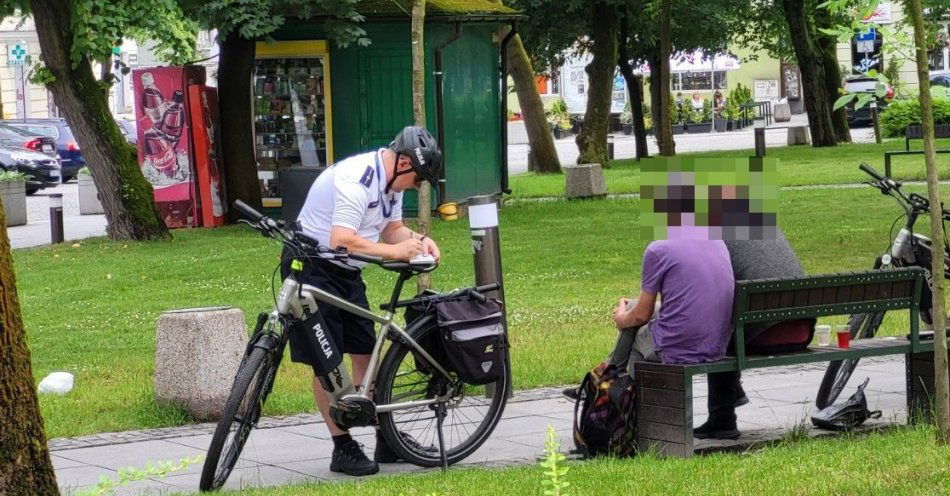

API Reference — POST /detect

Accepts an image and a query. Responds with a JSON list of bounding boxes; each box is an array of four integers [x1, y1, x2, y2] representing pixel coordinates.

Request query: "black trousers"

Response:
[[706, 370, 741, 428]]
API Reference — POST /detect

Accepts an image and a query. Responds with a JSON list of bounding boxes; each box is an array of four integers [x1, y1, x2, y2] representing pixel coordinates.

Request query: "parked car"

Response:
[[0, 122, 57, 156], [115, 118, 138, 145], [843, 76, 893, 127], [0, 143, 61, 194], [930, 73, 950, 89], [4, 118, 84, 182]]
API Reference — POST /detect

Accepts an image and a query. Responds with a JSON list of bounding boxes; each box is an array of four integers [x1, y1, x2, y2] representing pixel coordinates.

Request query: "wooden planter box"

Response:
[[0, 180, 27, 226], [714, 118, 728, 132], [671, 124, 685, 135], [686, 122, 712, 134], [78, 174, 104, 215]]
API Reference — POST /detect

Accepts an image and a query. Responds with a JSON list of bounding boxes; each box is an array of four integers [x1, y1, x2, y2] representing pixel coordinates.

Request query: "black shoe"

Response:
[[562, 387, 580, 401], [693, 419, 741, 440], [330, 439, 379, 476], [735, 382, 749, 408], [374, 431, 438, 463]]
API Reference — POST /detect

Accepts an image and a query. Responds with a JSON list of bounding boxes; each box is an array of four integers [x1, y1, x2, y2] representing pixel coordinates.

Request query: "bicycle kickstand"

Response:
[[435, 402, 448, 471]]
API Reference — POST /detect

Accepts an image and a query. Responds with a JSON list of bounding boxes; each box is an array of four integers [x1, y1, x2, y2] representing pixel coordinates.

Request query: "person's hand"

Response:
[[421, 237, 441, 261], [614, 297, 632, 329], [392, 237, 423, 261]]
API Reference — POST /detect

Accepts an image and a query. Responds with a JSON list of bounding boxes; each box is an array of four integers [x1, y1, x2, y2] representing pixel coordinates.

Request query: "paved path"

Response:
[[52, 355, 908, 495], [7, 182, 107, 249], [506, 115, 877, 175]]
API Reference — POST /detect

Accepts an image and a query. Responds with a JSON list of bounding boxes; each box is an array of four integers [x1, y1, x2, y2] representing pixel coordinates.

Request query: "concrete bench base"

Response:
[[564, 163, 607, 199], [774, 103, 791, 122], [154, 307, 247, 421], [787, 126, 810, 146]]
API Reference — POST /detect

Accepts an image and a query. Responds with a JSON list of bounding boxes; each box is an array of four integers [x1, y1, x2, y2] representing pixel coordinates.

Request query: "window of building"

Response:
[[669, 71, 727, 91]]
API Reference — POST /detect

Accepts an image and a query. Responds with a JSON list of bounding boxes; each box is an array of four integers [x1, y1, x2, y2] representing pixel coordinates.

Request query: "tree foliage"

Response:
[[179, 0, 368, 46]]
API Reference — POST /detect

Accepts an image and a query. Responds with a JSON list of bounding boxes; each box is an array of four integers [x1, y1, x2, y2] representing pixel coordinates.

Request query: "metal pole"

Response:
[[49, 193, 64, 244], [607, 137, 615, 162], [754, 119, 766, 157], [871, 101, 882, 144], [467, 194, 511, 398]]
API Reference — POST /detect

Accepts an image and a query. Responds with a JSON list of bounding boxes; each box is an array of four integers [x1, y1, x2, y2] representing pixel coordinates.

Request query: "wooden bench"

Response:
[[634, 268, 931, 457], [904, 123, 950, 151]]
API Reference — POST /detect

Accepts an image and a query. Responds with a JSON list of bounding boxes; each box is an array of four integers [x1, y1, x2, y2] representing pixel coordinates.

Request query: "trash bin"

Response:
[[279, 166, 326, 223]]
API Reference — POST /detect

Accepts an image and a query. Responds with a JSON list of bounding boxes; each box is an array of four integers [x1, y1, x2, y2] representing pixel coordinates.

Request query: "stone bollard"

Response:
[[787, 126, 810, 146], [154, 307, 247, 421], [774, 103, 792, 122], [78, 174, 104, 215], [564, 163, 607, 199]]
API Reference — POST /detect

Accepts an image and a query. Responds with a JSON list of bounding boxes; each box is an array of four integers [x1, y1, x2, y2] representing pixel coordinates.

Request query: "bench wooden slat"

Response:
[[637, 420, 688, 443], [639, 387, 687, 409], [637, 405, 687, 426], [637, 437, 690, 457], [637, 370, 686, 391]]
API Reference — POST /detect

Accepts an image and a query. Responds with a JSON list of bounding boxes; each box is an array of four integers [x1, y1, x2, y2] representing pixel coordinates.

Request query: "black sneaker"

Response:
[[735, 382, 750, 408], [330, 439, 379, 476], [374, 431, 438, 463], [693, 420, 741, 440], [562, 387, 580, 401]]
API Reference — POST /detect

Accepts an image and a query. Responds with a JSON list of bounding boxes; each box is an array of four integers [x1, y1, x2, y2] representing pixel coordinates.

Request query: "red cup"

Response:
[[837, 329, 851, 349]]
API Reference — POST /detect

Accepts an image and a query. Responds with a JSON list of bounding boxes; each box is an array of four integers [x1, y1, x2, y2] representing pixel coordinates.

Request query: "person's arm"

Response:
[[329, 179, 421, 261], [614, 292, 658, 330]]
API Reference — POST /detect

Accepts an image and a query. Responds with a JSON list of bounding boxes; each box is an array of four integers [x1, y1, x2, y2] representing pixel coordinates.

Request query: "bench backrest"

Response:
[[731, 268, 924, 368], [905, 123, 950, 140]]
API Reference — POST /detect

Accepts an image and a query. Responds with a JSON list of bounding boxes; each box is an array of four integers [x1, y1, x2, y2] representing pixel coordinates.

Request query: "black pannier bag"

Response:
[[435, 298, 506, 385]]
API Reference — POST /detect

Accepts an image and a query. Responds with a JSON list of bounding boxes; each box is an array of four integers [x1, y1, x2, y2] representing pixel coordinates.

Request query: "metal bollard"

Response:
[[607, 138, 615, 162], [753, 118, 766, 157], [49, 193, 64, 244], [871, 101, 882, 144], [467, 195, 511, 398]]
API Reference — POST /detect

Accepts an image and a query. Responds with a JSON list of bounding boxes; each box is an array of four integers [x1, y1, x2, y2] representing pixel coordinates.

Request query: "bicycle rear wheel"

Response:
[[375, 319, 510, 467], [199, 346, 278, 491], [815, 311, 885, 409]]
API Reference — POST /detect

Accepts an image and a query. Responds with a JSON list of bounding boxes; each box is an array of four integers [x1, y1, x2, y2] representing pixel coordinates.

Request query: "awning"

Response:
[[634, 51, 741, 74]]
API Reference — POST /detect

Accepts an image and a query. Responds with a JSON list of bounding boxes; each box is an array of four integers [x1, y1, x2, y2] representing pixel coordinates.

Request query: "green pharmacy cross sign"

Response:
[[7, 42, 28, 66]]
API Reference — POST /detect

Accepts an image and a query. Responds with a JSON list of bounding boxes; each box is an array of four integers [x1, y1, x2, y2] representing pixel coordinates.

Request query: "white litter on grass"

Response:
[[38, 372, 74, 395]]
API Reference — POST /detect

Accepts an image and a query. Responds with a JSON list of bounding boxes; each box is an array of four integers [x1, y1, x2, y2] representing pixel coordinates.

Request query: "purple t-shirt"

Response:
[[640, 240, 735, 364]]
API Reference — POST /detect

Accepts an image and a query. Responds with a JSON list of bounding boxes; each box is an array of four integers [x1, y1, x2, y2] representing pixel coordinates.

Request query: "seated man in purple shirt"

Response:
[[611, 239, 735, 369]]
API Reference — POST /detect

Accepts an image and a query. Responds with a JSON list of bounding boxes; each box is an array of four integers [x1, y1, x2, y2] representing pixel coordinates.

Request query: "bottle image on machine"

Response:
[[158, 90, 186, 144], [143, 128, 178, 177], [140, 72, 167, 123]]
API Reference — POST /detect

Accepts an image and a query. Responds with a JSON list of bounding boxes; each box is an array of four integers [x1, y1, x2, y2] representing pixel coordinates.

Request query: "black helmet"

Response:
[[390, 125, 442, 188]]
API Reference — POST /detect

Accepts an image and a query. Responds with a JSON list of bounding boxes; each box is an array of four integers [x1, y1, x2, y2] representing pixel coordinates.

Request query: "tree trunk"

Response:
[[618, 14, 649, 160], [657, 0, 675, 156], [218, 32, 262, 221], [411, 0, 431, 291], [576, 1, 619, 165], [100, 53, 113, 100], [906, 0, 950, 444], [814, 9, 851, 143], [780, 0, 838, 147], [647, 51, 666, 154], [508, 35, 561, 173], [0, 205, 60, 493], [33, 0, 169, 241]]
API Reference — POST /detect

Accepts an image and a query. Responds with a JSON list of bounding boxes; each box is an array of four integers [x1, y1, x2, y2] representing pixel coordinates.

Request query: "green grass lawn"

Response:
[[209, 426, 950, 496], [509, 138, 950, 198], [14, 181, 950, 438]]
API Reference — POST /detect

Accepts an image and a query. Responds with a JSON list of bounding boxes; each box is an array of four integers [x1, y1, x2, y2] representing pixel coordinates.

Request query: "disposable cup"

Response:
[[815, 325, 831, 346], [836, 324, 851, 349]]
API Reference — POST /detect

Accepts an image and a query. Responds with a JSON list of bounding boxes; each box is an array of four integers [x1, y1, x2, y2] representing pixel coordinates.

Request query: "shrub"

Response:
[[879, 97, 950, 137], [620, 100, 632, 125], [0, 170, 28, 182], [702, 98, 712, 122], [546, 97, 572, 130]]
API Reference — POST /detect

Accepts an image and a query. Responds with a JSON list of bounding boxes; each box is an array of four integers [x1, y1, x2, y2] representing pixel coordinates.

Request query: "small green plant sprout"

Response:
[[539, 424, 571, 496], [76, 455, 203, 496]]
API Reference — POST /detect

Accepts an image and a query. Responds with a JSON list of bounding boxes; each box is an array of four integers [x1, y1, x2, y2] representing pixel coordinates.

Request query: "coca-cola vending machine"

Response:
[[132, 66, 207, 228]]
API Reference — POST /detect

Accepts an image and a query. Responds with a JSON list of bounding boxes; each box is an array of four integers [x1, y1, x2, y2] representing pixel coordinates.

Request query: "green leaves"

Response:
[[539, 425, 571, 496]]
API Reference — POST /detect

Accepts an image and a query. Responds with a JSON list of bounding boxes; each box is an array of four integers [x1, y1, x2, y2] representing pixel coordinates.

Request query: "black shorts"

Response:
[[280, 248, 376, 370]]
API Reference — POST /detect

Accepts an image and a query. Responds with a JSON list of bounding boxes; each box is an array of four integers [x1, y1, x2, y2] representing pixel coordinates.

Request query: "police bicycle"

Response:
[[815, 164, 950, 409], [199, 201, 510, 491]]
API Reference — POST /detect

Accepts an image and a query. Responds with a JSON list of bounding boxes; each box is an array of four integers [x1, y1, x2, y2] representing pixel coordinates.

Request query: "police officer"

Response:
[[285, 126, 442, 476]]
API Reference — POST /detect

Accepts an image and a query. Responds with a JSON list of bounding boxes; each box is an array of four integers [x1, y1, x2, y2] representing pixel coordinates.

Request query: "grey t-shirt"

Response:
[[724, 229, 806, 342]]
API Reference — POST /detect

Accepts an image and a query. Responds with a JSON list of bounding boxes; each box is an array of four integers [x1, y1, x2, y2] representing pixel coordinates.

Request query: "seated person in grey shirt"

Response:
[[695, 227, 815, 440]]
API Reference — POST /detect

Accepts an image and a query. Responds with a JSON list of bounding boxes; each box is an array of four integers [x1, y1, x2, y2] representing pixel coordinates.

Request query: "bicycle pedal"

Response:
[[331, 395, 377, 429]]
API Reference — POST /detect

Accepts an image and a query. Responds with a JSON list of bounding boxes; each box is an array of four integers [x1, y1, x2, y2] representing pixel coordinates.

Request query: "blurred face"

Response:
[[391, 155, 421, 192]]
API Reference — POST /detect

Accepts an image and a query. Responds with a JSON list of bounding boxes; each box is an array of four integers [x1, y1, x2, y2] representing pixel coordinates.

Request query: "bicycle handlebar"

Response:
[[860, 163, 885, 182], [234, 200, 265, 223]]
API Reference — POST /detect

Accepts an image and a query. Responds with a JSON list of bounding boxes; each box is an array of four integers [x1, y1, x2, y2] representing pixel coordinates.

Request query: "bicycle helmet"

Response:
[[387, 125, 443, 192]]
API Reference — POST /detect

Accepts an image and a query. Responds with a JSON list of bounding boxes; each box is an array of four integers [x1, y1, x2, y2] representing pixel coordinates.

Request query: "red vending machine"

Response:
[[132, 66, 206, 228], [188, 85, 228, 227]]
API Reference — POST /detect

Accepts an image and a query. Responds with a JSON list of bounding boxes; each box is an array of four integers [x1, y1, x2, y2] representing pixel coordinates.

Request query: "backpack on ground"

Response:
[[572, 361, 637, 457]]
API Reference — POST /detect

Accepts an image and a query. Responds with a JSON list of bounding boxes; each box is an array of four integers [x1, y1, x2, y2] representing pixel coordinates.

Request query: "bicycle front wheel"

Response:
[[815, 311, 885, 409], [199, 346, 278, 491], [375, 319, 510, 467]]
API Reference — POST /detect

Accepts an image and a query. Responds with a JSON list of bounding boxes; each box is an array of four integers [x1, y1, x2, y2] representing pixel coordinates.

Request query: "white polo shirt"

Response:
[[297, 149, 403, 268]]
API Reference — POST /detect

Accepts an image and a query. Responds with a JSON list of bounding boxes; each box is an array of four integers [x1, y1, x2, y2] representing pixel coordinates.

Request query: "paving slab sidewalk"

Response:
[[53, 356, 908, 495]]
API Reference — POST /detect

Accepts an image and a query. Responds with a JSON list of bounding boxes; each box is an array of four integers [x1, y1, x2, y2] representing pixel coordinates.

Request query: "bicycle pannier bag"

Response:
[[436, 298, 506, 385]]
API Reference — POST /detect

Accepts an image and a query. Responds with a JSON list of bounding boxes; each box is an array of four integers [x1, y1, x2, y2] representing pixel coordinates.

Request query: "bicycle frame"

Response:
[[272, 269, 455, 414]]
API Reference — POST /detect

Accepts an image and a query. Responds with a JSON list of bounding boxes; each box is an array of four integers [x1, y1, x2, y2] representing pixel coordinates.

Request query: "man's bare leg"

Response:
[[312, 354, 372, 436]]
